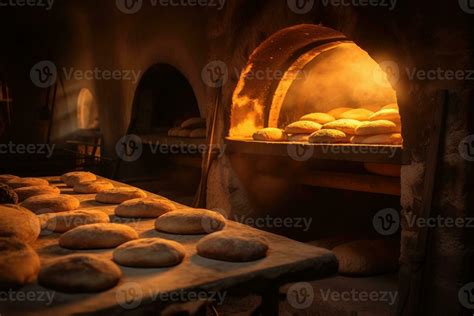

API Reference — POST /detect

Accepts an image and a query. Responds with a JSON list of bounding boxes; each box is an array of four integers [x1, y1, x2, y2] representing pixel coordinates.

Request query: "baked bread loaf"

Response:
[[155, 208, 226, 235], [327, 107, 353, 119], [21, 194, 80, 214], [309, 129, 349, 144], [351, 133, 403, 145], [339, 108, 374, 121], [59, 223, 139, 249], [369, 109, 400, 123], [181, 117, 206, 129], [285, 121, 322, 134], [40, 209, 110, 233], [0, 204, 40, 243], [190, 128, 207, 138], [0, 238, 40, 289], [0, 184, 18, 204], [38, 255, 122, 293], [6, 178, 49, 189], [381, 103, 399, 110], [95, 187, 147, 204], [176, 128, 192, 137], [168, 127, 181, 137], [61, 171, 96, 187], [73, 180, 114, 194], [288, 134, 310, 142], [197, 231, 269, 262], [253, 128, 288, 142], [300, 113, 335, 125], [333, 239, 399, 276], [113, 238, 186, 268], [322, 119, 361, 135], [355, 120, 401, 136], [115, 197, 176, 218], [0, 175, 19, 184], [14, 185, 60, 202]]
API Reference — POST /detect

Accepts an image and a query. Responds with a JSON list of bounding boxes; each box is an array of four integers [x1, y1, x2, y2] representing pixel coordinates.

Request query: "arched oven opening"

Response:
[[224, 24, 405, 261], [118, 63, 206, 205]]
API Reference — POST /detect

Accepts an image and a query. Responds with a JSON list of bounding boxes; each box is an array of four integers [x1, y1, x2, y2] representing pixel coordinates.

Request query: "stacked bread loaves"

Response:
[[251, 104, 402, 145], [168, 117, 207, 138]]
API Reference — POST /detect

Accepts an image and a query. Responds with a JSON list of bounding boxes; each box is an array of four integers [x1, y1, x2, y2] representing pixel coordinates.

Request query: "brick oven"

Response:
[[0, 0, 473, 315]]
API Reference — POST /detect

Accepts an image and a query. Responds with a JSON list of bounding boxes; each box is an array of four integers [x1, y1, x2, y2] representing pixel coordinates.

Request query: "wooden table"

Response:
[[1, 177, 338, 315]]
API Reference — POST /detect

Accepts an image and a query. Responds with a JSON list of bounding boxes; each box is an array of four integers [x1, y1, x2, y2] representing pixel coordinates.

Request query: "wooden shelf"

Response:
[[225, 137, 407, 165]]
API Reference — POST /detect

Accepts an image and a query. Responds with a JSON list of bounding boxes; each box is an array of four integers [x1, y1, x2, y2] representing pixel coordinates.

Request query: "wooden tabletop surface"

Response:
[[1, 177, 337, 315]]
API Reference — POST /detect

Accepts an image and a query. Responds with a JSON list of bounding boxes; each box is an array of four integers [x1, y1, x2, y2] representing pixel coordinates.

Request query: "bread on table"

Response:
[[155, 208, 226, 235], [38, 254, 122, 293], [300, 113, 335, 125], [61, 172, 96, 187], [73, 180, 114, 194], [0, 238, 40, 289], [355, 120, 401, 136], [253, 128, 288, 141], [6, 178, 49, 189], [327, 107, 354, 119], [339, 108, 374, 121], [0, 205, 41, 243], [309, 129, 350, 144], [285, 121, 322, 134], [21, 194, 80, 214], [115, 197, 176, 218], [0, 184, 18, 204], [0, 175, 19, 184], [95, 187, 147, 204], [197, 231, 269, 262], [14, 185, 60, 202], [40, 209, 110, 233], [113, 238, 186, 268]]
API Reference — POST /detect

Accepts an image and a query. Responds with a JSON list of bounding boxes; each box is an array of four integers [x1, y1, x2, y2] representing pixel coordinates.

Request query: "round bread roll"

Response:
[[176, 128, 192, 137], [381, 103, 399, 110], [0, 238, 40, 289], [14, 185, 60, 202], [288, 134, 310, 142], [333, 240, 399, 276], [38, 255, 122, 293], [59, 223, 139, 249], [364, 163, 401, 177], [190, 128, 207, 138], [285, 121, 322, 134], [0, 184, 18, 204], [355, 120, 401, 136], [300, 113, 335, 125], [309, 129, 349, 144], [6, 178, 49, 189], [41, 209, 110, 233], [253, 128, 288, 142], [339, 108, 374, 121], [73, 180, 114, 194], [115, 197, 176, 218], [168, 127, 181, 137], [113, 238, 186, 268], [197, 231, 269, 262], [369, 109, 400, 123], [0, 174, 19, 184], [155, 208, 226, 235], [181, 117, 206, 129], [327, 107, 354, 119], [95, 187, 147, 204], [322, 119, 361, 135], [61, 171, 96, 187], [351, 133, 403, 145], [21, 194, 80, 214], [0, 205, 40, 243]]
